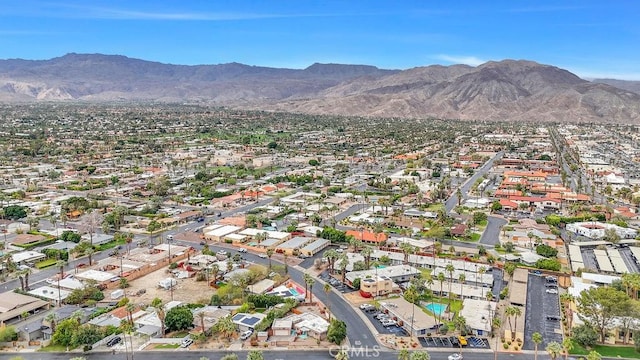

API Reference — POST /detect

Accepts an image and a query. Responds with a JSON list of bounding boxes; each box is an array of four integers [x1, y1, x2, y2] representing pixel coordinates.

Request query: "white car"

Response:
[[258, 253, 268, 258], [448, 354, 463, 360], [240, 330, 253, 340], [238, 248, 247, 253], [546, 288, 559, 294], [180, 338, 193, 348]]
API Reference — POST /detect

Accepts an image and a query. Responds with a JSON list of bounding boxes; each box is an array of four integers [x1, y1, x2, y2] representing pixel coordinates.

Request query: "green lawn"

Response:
[[156, 343, 180, 349], [35, 258, 58, 269], [170, 331, 190, 338], [571, 343, 640, 358]]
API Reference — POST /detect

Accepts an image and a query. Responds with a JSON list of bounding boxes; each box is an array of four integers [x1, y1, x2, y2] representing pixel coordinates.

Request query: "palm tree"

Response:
[[453, 315, 466, 334], [323, 249, 339, 274], [197, 310, 206, 335], [324, 282, 332, 320], [585, 350, 602, 360], [409, 351, 430, 360], [334, 349, 349, 360], [546, 341, 562, 360], [44, 312, 59, 333], [266, 248, 274, 270], [532, 332, 543, 360], [437, 272, 445, 301], [307, 276, 315, 303], [505, 306, 517, 340], [214, 315, 236, 341], [283, 253, 289, 274], [425, 274, 438, 325], [562, 338, 573, 360], [338, 254, 349, 284], [398, 348, 410, 360], [361, 246, 373, 269], [210, 264, 220, 286], [86, 247, 95, 266], [151, 297, 166, 337], [511, 306, 522, 340], [445, 264, 455, 300], [478, 267, 487, 298], [458, 273, 465, 299]]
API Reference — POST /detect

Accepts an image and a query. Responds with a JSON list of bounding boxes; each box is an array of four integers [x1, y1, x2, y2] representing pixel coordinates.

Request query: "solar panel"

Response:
[[242, 317, 260, 326]]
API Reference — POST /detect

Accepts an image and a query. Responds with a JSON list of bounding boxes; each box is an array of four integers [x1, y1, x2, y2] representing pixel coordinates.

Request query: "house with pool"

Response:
[[380, 297, 438, 337]]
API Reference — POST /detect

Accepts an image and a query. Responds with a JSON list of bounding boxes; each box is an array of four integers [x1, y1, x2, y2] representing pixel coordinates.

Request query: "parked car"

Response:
[[180, 338, 193, 348], [546, 288, 558, 294], [546, 315, 561, 321], [238, 248, 247, 253], [448, 354, 463, 360], [240, 330, 253, 340], [258, 253, 268, 258], [106, 336, 122, 347], [359, 304, 373, 310]]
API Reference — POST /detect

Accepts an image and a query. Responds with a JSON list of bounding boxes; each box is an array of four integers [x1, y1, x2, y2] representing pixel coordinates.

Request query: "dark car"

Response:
[[546, 315, 561, 321], [106, 336, 122, 347]]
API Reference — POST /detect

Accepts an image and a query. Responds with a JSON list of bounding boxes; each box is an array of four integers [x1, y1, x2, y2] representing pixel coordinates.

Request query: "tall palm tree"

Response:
[[478, 267, 487, 298], [323, 283, 332, 321], [505, 306, 517, 340], [338, 254, 349, 284], [307, 276, 315, 303], [511, 306, 522, 340], [86, 247, 95, 266], [532, 332, 543, 360], [197, 311, 206, 335], [458, 273, 465, 299], [266, 248, 274, 270], [151, 298, 165, 337], [445, 264, 455, 300], [361, 246, 373, 269], [44, 312, 59, 333], [425, 274, 438, 325], [210, 264, 220, 286]]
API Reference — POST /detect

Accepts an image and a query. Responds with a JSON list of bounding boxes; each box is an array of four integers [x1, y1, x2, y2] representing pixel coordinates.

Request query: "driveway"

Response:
[[523, 273, 563, 350], [479, 216, 507, 246]]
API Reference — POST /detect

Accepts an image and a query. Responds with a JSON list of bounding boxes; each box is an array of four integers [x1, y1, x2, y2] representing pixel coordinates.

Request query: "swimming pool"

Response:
[[290, 288, 300, 296], [425, 303, 447, 316]]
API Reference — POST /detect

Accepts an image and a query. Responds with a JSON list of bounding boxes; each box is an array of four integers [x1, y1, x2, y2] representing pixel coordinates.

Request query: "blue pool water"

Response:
[[425, 303, 447, 316], [289, 288, 300, 296]]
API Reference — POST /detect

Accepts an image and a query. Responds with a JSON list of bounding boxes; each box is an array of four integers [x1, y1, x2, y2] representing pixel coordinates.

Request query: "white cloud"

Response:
[[434, 55, 486, 66]]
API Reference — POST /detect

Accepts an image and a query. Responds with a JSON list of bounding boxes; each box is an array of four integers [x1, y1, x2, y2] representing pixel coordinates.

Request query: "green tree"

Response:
[[327, 319, 347, 344], [334, 349, 349, 360], [398, 348, 410, 360], [246, 350, 264, 360], [3, 205, 27, 220], [0, 326, 18, 341], [546, 341, 562, 360], [532, 332, 543, 360], [164, 306, 194, 332], [577, 286, 630, 343], [572, 324, 598, 348], [409, 351, 430, 360], [585, 351, 602, 360], [221, 355, 239, 360], [52, 317, 80, 346]]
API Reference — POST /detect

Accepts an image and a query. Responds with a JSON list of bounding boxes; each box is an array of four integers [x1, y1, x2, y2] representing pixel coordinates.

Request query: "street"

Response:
[[479, 216, 507, 246], [445, 151, 504, 214]]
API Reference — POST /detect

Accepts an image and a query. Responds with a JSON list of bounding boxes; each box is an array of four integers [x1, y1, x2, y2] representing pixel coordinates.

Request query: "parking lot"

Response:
[[523, 273, 563, 350], [318, 271, 354, 294], [419, 336, 489, 349], [359, 306, 408, 336]]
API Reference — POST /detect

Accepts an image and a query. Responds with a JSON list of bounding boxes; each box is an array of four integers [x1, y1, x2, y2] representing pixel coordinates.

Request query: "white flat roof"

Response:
[[205, 225, 242, 238], [28, 286, 70, 301], [76, 269, 119, 282]]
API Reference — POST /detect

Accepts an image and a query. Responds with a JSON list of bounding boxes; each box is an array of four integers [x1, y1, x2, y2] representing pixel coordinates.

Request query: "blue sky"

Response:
[[1, 0, 639, 79]]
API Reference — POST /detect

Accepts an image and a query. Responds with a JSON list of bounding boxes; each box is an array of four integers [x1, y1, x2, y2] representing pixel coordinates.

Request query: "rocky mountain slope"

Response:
[[1, 53, 639, 123]]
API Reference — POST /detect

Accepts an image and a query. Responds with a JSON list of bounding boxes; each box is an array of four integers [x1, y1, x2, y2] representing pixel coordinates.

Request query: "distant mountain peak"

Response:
[[0, 54, 638, 123]]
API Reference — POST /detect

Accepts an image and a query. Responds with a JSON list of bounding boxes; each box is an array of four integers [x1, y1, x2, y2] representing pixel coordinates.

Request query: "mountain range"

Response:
[[1, 53, 640, 123]]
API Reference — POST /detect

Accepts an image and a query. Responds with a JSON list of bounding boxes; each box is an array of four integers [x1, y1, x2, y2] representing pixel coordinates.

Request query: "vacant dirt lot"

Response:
[[122, 266, 215, 306]]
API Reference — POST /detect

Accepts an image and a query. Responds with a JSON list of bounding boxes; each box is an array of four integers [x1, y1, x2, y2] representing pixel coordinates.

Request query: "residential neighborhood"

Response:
[[1, 107, 640, 360]]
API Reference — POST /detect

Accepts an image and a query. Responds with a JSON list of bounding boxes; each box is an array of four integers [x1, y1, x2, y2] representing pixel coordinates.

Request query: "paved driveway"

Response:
[[523, 273, 563, 350], [479, 216, 507, 246]]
